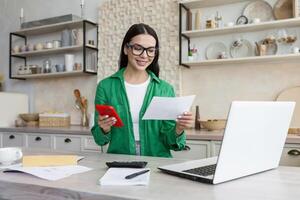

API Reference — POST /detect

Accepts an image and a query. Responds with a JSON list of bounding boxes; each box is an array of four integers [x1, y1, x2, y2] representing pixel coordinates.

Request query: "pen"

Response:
[[125, 169, 150, 179]]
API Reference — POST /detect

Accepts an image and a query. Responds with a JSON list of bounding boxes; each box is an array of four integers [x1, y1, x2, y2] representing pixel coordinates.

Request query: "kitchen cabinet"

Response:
[[54, 135, 82, 152], [179, 0, 300, 68], [210, 140, 222, 157], [173, 139, 300, 167], [172, 140, 210, 159], [0, 131, 102, 153], [0, 133, 2, 147], [280, 143, 300, 167], [2, 133, 25, 147], [27, 134, 52, 149], [9, 20, 98, 79]]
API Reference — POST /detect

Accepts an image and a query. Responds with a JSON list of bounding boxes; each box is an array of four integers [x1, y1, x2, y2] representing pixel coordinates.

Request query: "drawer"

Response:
[[280, 145, 300, 167], [83, 136, 101, 151], [3, 133, 24, 147], [172, 140, 210, 160], [55, 135, 81, 152], [28, 134, 51, 149]]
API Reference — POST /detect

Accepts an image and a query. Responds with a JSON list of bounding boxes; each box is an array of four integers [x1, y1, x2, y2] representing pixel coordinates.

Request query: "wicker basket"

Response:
[[39, 113, 70, 127]]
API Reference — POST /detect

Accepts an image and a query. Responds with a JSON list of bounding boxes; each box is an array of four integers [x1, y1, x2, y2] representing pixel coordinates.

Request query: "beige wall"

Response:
[[182, 61, 300, 119]]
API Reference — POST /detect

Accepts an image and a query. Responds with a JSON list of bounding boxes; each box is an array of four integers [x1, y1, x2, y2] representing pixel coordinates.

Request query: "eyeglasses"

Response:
[[126, 43, 157, 57]]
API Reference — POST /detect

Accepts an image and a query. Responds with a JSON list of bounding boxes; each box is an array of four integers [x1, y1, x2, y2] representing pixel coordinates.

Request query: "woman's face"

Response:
[[124, 34, 157, 72]]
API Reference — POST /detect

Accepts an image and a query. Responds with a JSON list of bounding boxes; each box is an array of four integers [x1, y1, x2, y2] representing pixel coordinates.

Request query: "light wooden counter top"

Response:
[[0, 148, 299, 200]]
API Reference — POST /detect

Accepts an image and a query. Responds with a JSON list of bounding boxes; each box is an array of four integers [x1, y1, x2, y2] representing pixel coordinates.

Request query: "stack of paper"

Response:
[[4, 165, 92, 181], [99, 168, 150, 186]]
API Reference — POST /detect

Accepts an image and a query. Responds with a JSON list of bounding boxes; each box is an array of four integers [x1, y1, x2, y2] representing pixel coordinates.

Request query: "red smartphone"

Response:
[[95, 104, 124, 127]]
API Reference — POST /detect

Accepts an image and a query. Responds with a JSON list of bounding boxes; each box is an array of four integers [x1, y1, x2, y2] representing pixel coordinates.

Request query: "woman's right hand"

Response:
[[98, 115, 116, 133]]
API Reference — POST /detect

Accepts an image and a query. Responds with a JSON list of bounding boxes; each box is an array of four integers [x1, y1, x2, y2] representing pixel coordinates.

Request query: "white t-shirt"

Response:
[[125, 77, 150, 141]]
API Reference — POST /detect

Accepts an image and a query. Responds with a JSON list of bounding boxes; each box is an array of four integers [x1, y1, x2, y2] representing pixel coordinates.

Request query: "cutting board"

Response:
[[0, 92, 28, 127], [276, 86, 300, 130]]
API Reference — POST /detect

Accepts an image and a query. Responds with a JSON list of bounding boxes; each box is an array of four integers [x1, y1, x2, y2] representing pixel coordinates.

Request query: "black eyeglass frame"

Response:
[[126, 43, 158, 57]]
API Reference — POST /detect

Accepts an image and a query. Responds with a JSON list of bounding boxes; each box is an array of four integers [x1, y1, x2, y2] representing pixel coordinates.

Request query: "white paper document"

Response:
[[142, 95, 196, 120], [4, 165, 92, 181], [99, 168, 150, 186]]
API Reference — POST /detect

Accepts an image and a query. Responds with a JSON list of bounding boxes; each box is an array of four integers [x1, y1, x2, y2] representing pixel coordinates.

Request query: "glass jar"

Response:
[[43, 59, 52, 73]]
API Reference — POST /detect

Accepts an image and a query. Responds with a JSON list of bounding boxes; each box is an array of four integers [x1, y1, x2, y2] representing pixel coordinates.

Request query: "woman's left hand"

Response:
[[175, 112, 194, 135]]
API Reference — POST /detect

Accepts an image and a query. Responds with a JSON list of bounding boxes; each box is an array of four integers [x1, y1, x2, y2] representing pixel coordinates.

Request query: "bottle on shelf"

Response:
[[194, 10, 201, 30]]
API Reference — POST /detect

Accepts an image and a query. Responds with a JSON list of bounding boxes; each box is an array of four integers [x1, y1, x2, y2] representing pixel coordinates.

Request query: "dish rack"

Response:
[[39, 113, 70, 127]]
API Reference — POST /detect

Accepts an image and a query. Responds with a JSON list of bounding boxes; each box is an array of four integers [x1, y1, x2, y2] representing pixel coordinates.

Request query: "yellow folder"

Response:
[[22, 155, 78, 167]]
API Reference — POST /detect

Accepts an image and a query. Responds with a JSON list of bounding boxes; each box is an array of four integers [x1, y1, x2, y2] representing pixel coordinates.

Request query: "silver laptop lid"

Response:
[[213, 101, 295, 184]]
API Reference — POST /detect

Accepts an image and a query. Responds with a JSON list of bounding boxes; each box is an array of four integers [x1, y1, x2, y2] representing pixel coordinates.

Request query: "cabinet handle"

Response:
[[64, 138, 72, 143], [35, 137, 42, 141], [9, 135, 15, 139], [287, 149, 300, 156], [183, 145, 191, 151]]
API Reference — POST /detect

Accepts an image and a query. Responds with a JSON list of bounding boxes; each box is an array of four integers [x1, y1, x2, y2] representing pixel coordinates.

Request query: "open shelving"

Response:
[[179, 0, 300, 68], [9, 20, 98, 80], [182, 53, 300, 67]]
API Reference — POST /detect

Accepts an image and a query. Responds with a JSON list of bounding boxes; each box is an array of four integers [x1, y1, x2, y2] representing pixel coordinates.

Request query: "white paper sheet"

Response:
[[99, 168, 150, 186], [4, 165, 92, 181], [142, 95, 196, 120]]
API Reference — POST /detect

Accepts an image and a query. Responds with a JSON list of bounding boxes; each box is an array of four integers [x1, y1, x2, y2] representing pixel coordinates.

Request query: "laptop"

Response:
[[158, 101, 295, 184]]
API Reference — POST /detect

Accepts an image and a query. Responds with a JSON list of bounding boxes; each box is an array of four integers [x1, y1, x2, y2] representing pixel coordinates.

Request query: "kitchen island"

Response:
[[0, 148, 300, 200]]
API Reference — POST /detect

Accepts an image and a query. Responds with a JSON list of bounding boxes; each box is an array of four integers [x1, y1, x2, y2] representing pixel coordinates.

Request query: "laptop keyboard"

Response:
[[182, 164, 217, 176]]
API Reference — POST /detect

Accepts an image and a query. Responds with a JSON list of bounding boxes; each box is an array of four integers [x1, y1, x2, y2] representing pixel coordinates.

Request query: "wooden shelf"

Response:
[[182, 18, 300, 37], [11, 20, 97, 36], [12, 70, 97, 79], [182, 54, 300, 67], [179, 0, 247, 9], [11, 45, 83, 57]]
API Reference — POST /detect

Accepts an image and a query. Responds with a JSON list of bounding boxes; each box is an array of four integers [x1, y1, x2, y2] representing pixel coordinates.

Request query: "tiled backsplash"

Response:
[[97, 0, 181, 94]]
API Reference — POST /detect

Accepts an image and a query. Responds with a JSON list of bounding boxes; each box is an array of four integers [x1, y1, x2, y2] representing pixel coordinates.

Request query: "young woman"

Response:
[[91, 23, 193, 157]]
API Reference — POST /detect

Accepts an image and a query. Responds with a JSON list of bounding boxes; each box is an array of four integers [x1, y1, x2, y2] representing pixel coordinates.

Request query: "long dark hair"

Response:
[[119, 23, 160, 77]]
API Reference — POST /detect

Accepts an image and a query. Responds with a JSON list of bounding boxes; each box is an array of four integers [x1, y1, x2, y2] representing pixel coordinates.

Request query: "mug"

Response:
[[12, 45, 20, 53], [55, 64, 65, 72], [0, 147, 23, 166]]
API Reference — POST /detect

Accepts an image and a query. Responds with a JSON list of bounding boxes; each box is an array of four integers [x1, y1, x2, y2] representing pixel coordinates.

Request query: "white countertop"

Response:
[[0, 148, 299, 200]]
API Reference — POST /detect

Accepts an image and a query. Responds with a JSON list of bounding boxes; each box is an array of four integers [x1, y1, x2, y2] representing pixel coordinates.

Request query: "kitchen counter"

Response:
[[186, 129, 300, 144], [1, 126, 300, 144], [0, 148, 299, 200]]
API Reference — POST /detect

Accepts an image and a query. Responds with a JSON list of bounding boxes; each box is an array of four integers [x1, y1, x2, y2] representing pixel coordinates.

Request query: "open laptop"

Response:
[[158, 101, 295, 184]]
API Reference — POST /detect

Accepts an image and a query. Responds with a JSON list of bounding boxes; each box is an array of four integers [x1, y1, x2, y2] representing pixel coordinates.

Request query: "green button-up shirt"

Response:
[[91, 68, 186, 157]]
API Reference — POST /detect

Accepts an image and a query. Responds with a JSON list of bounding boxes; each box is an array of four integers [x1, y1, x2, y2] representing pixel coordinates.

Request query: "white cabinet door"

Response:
[[210, 141, 222, 157], [82, 136, 101, 152], [54, 135, 81, 152], [0, 133, 2, 147], [172, 140, 211, 160], [3, 133, 25, 147], [27, 134, 52, 149], [280, 144, 300, 167]]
